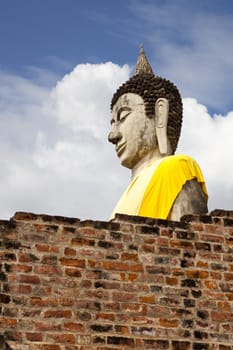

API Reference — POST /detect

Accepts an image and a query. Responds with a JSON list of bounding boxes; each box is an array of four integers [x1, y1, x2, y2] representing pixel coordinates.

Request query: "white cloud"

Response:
[[0, 63, 232, 221], [129, 1, 233, 112], [0, 64, 130, 220], [178, 98, 233, 211]]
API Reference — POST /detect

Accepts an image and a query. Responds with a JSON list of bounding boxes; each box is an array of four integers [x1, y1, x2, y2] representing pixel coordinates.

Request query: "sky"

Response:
[[0, 0, 233, 221]]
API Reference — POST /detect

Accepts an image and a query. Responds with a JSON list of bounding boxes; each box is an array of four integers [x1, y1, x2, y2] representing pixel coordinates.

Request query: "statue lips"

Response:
[[116, 142, 126, 157]]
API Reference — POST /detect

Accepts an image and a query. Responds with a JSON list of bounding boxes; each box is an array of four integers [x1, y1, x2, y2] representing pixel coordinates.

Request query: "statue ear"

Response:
[[155, 98, 169, 155]]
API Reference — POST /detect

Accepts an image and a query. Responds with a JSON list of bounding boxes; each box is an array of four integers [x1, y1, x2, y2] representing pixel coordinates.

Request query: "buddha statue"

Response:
[[108, 47, 208, 221]]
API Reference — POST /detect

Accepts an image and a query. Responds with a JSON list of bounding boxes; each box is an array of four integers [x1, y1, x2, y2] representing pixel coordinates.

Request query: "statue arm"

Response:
[[168, 179, 208, 221]]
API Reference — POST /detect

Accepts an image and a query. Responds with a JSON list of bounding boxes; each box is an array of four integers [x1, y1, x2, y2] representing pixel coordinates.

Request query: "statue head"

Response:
[[108, 47, 183, 170]]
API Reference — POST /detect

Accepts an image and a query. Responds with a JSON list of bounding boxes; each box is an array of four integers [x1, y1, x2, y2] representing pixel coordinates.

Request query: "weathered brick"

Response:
[[172, 341, 191, 350], [60, 258, 85, 267], [90, 324, 112, 332], [103, 261, 129, 271], [40, 345, 61, 350], [186, 270, 209, 279], [30, 297, 58, 307], [34, 265, 61, 275], [44, 310, 72, 318], [19, 274, 40, 284], [107, 336, 134, 347], [64, 247, 76, 256], [71, 236, 95, 246], [139, 294, 155, 303], [5, 263, 32, 273], [26, 332, 43, 341], [1, 211, 233, 349], [159, 318, 179, 327], [0, 293, 10, 303], [143, 339, 169, 349], [65, 268, 82, 277], [47, 333, 75, 344], [64, 322, 84, 332], [211, 311, 233, 321], [18, 253, 39, 262], [35, 322, 61, 331], [112, 291, 136, 302], [35, 244, 59, 253], [121, 252, 138, 261], [0, 318, 17, 328], [41, 255, 58, 265]]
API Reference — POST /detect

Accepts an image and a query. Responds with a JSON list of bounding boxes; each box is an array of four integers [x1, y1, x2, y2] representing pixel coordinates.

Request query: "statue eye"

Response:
[[117, 107, 131, 122]]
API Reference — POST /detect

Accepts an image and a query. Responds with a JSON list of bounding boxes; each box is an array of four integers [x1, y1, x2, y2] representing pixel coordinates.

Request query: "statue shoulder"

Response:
[[169, 178, 208, 221]]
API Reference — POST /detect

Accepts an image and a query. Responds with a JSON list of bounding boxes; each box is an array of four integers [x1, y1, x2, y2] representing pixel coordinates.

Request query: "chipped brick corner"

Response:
[[1, 210, 233, 349]]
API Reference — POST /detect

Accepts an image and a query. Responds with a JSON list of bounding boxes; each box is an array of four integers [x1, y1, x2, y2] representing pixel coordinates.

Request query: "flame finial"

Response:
[[134, 45, 154, 75]]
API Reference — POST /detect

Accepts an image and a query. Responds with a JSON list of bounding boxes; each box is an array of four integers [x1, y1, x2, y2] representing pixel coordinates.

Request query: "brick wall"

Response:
[[1, 210, 233, 350]]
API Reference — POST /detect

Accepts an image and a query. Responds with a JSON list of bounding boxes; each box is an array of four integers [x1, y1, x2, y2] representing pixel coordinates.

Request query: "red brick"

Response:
[[139, 294, 155, 303], [129, 263, 144, 272], [44, 310, 72, 318], [103, 261, 129, 271], [112, 292, 136, 302], [35, 244, 59, 253], [226, 293, 233, 301], [40, 346, 61, 350], [30, 297, 58, 306], [60, 296, 75, 306], [159, 318, 179, 327], [71, 237, 95, 247], [217, 301, 231, 311], [128, 273, 137, 282], [8, 264, 32, 273], [64, 322, 84, 332], [17, 284, 32, 293], [47, 333, 75, 344], [204, 280, 218, 289], [0, 318, 17, 328], [19, 274, 40, 284], [121, 252, 138, 261], [158, 237, 169, 246], [141, 244, 155, 252], [26, 332, 43, 341], [79, 227, 105, 239], [196, 260, 209, 268], [203, 225, 223, 235], [192, 223, 204, 231], [35, 321, 61, 331], [3, 210, 233, 349], [224, 273, 233, 281], [18, 253, 39, 262], [96, 312, 115, 321], [186, 270, 209, 279], [34, 265, 61, 275], [210, 271, 222, 280], [211, 311, 233, 321], [64, 247, 76, 255], [166, 276, 178, 285], [65, 268, 82, 277], [40, 255, 58, 265], [60, 258, 85, 267]]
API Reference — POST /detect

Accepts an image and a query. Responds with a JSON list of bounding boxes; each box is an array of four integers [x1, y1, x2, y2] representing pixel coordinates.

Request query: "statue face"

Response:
[[108, 93, 157, 169]]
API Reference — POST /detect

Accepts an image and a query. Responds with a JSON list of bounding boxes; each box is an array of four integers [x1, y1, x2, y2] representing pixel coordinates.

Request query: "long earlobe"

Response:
[[155, 98, 169, 155]]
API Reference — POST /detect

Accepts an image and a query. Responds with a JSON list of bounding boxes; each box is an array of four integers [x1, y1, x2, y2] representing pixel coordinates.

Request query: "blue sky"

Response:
[[1, 0, 233, 112], [0, 0, 233, 220]]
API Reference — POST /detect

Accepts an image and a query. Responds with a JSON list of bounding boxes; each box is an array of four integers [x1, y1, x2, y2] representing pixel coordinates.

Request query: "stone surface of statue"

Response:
[[108, 47, 208, 221]]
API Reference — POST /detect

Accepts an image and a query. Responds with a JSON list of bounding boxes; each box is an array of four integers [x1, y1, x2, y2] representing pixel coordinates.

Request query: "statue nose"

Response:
[[108, 131, 122, 145]]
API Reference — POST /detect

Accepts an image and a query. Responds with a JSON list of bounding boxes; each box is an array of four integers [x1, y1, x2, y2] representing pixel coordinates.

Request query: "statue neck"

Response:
[[131, 149, 164, 180]]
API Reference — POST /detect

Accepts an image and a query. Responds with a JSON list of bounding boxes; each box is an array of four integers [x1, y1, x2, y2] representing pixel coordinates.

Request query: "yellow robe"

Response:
[[111, 154, 208, 220]]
